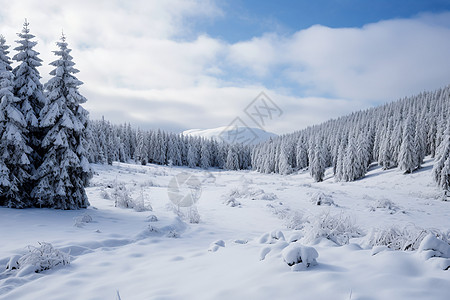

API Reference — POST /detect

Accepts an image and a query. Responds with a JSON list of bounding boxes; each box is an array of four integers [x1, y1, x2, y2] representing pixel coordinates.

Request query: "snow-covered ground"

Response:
[[1, 157, 449, 300]]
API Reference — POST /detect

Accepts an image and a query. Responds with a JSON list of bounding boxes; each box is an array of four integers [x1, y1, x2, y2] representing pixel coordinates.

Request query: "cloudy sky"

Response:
[[1, 0, 450, 134]]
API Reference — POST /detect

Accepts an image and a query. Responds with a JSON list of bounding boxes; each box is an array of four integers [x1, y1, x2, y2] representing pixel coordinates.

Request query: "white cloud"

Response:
[[0, 1, 449, 134]]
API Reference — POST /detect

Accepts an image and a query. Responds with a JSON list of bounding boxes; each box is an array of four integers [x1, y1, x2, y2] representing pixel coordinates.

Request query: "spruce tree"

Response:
[[32, 34, 91, 209], [309, 140, 325, 182], [12, 20, 45, 179], [0, 36, 33, 208], [432, 123, 450, 191], [398, 115, 417, 173]]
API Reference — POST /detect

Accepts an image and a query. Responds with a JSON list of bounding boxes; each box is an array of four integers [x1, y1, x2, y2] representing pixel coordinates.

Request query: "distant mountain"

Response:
[[183, 126, 277, 145]]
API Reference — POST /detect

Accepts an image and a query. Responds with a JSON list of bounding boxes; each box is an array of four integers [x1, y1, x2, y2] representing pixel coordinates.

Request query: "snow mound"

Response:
[[259, 230, 285, 244], [418, 233, 450, 259], [281, 243, 318, 271], [6, 242, 70, 276], [310, 191, 335, 206], [208, 240, 225, 252]]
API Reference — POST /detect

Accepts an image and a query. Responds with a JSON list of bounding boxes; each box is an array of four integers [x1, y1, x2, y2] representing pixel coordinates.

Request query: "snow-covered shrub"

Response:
[[188, 206, 201, 224], [146, 215, 158, 222], [310, 191, 335, 206], [223, 197, 241, 207], [252, 190, 278, 201], [166, 230, 180, 238], [302, 212, 362, 245], [113, 183, 152, 212], [6, 242, 70, 275], [100, 188, 110, 199], [73, 213, 93, 228], [369, 198, 401, 214], [364, 226, 448, 251], [132, 189, 153, 212], [282, 243, 318, 271], [222, 186, 277, 202], [112, 182, 133, 208], [284, 211, 305, 230], [418, 233, 450, 259], [166, 203, 200, 224]]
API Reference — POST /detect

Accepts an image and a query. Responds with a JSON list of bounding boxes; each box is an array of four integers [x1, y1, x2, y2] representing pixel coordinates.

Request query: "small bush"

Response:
[[365, 225, 449, 251], [146, 215, 158, 222], [282, 243, 318, 271], [7, 242, 70, 275], [302, 212, 362, 245], [310, 191, 335, 206], [73, 213, 93, 228], [369, 198, 401, 214], [188, 206, 201, 224]]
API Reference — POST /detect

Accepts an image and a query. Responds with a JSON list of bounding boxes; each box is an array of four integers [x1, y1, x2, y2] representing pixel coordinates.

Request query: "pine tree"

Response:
[[0, 36, 33, 208], [32, 34, 91, 209], [309, 140, 325, 182], [12, 20, 46, 178], [200, 139, 211, 169], [398, 115, 417, 174], [343, 135, 364, 181], [135, 128, 147, 165], [432, 123, 450, 191], [187, 138, 199, 168], [225, 145, 240, 170], [279, 143, 293, 175]]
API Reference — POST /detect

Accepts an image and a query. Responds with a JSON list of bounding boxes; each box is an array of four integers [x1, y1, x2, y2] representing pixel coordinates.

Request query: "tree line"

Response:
[[252, 86, 450, 194], [88, 118, 252, 171], [89, 84, 449, 195]]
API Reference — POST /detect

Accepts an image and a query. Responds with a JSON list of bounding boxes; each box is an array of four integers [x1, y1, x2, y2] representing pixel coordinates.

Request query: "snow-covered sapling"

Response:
[[282, 243, 318, 271]]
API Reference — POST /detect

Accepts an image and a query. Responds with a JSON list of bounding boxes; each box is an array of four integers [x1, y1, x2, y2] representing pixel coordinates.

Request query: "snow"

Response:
[[281, 243, 318, 270], [0, 157, 449, 299], [183, 126, 277, 145]]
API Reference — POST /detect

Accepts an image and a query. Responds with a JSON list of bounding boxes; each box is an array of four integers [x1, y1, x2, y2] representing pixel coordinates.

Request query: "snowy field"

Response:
[[1, 157, 449, 300]]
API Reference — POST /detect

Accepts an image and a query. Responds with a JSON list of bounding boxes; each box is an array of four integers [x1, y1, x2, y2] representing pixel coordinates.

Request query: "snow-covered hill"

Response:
[[183, 126, 277, 144], [0, 158, 449, 299]]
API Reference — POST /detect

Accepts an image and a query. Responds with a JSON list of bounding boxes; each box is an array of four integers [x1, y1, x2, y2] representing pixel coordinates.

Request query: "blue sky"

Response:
[[197, 0, 450, 41], [1, 0, 450, 134]]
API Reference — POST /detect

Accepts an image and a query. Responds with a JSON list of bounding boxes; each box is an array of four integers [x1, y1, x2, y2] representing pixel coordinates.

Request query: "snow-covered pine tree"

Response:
[[398, 115, 417, 174], [200, 139, 211, 169], [225, 144, 240, 170], [334, 139, 346, 181], [309, 139, 325, 182], [278, 143, 293, 175], [12, 20, 46, 180], [342, 135, 364, 181], [135, 128, 147, 165], [0, 36, 33, 208], [432, 122, 450, 192], [296, 136, 308, 170], [32, 34, 91, 209], [187, 138, 199, 168]]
